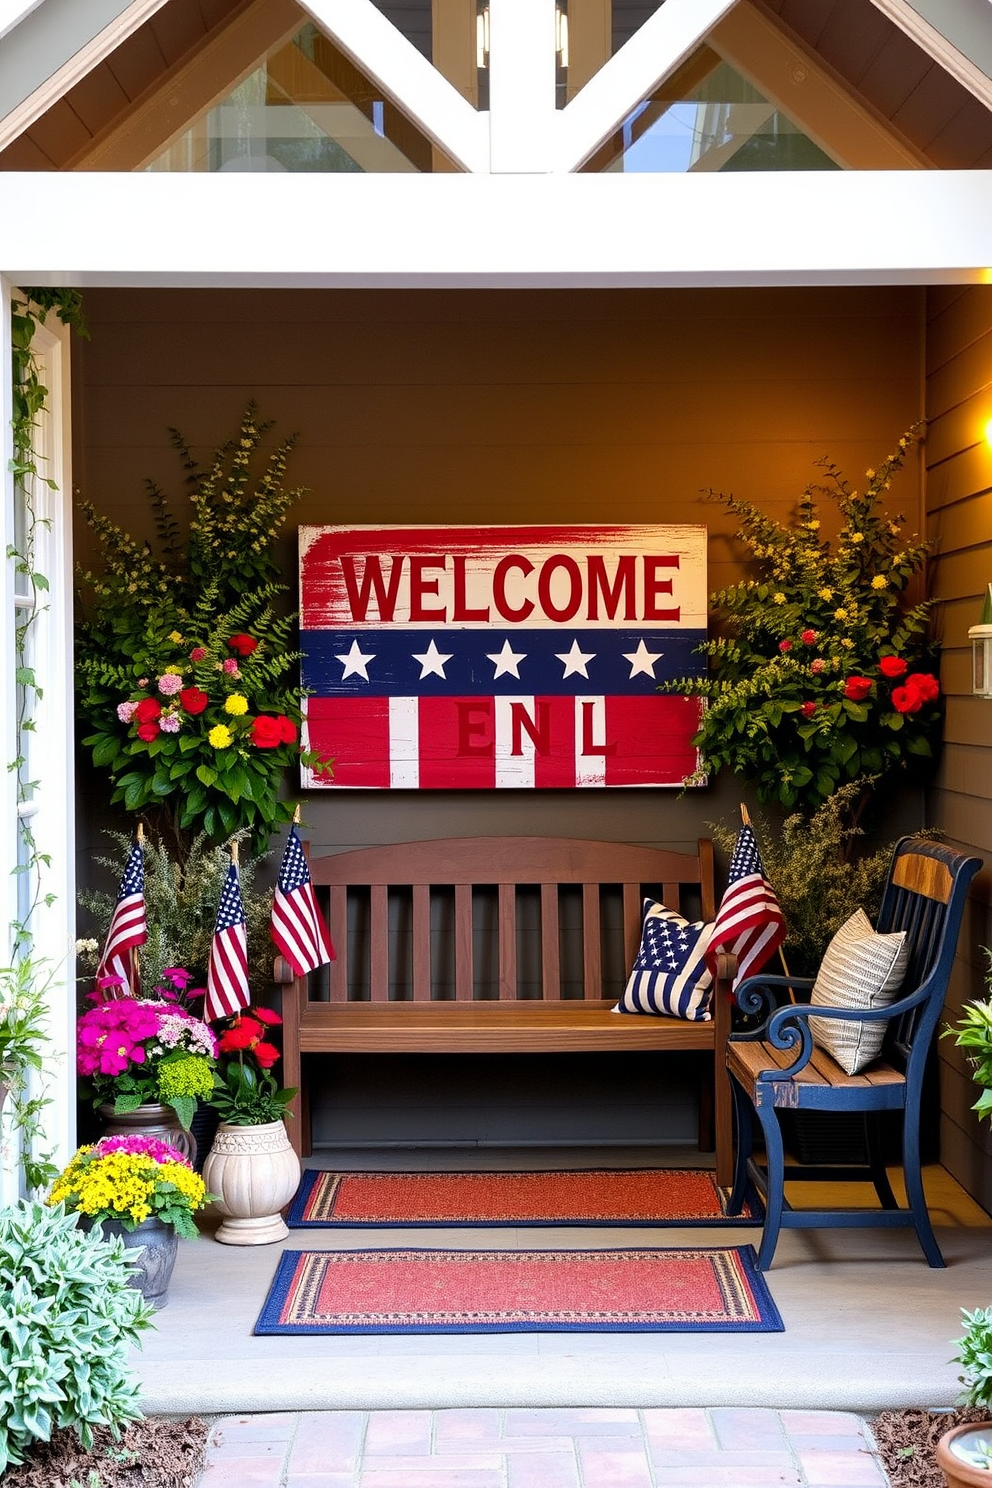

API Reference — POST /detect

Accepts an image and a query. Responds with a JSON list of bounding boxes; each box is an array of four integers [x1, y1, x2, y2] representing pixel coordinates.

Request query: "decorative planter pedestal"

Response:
[[87, 1216, 178, 1309], [937, 1423, 992, 1487], [202, 1119, 301, 1245], [99, 1101, 196, 1165]]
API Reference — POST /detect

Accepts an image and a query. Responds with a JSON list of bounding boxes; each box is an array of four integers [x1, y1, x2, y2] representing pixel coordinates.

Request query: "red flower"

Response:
[[133, 696, 161, 724], [228, 633, 258, 657], [778, 639, 793, 653], [905, 672, 940, 703], [892, 685, 923, 714], [136, 721, 160, 742], [218, 1017, 264, 1052], [189, 647, 207, 663], [250, 715, 283, 749], [843, 676, 872, 701], [254, 1008, 282, 1026], [179, 687, 209, 715], [253, 1041, 280, 1069], [879, 655, 907, 678], [800, 701, 818, 719], [800, 630, 817, 645], [276, 715, 298, 745]]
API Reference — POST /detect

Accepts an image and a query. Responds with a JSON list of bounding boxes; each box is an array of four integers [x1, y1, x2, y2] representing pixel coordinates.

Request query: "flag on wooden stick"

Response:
[[706, 822, 786, 991], [96, 837, 147, 995], [205, 849, 251, 1022], [270, 825, 334, 977]]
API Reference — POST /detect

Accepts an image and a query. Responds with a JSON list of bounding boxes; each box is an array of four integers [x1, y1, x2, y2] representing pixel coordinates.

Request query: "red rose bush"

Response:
[[674, 429, 943, 812]]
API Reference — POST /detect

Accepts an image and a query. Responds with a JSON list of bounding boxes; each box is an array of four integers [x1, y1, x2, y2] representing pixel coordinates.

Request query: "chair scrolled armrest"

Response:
[[733, 973, 815, 1021]]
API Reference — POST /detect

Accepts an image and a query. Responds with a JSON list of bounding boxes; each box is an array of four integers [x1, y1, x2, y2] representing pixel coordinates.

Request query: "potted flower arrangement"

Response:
[[47, 1133, 212, 1307], [75, 404, 330, 858], [76, 967, 217, 1160], [935, 1307, 992, 1485], [674, 430, 942, 815], [201, 1006, 300, 1246]]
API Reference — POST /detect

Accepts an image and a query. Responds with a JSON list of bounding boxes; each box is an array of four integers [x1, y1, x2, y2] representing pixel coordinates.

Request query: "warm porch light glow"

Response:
[[969, 583, 992, 698], [985, 416, 992, 447]]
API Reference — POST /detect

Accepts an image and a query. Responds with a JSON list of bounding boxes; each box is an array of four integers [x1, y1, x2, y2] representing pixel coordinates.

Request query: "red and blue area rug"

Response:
[[286, 1168, 759, 1229], [254, 1244, 782, 1335]]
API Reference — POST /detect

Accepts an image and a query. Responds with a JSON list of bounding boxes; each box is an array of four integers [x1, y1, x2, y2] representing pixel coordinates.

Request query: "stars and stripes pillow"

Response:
[[614, 901, 716, 1021]]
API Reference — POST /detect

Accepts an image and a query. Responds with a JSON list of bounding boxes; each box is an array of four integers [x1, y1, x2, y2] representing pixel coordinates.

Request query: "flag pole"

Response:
[[741, 803, 794, 993], [231, 839, 239, 866], [132, 820, 144, 993], [292, 804, 301, 826]]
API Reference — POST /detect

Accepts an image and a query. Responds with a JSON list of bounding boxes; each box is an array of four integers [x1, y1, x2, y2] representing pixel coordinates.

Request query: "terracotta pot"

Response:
[[201, 1119, 301, 1246], [937, 1423, 992, 1487], [99, 1101, 196, 1165], [85, 1215, 179, 1309]]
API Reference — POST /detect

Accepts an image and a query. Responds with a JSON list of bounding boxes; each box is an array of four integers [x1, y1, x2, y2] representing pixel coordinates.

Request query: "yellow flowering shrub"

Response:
[[48, 1138, 210, 1239]]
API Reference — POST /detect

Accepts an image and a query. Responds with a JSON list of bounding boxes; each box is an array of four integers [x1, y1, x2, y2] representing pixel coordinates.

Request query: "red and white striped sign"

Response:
[[299, 524, 707, 791]]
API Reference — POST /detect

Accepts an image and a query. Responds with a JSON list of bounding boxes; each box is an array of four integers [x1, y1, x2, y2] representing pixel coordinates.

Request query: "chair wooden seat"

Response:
[[727, 1039, 906, 1108], [725, 836, 983, 1270], [277, 835, 735, 1181]]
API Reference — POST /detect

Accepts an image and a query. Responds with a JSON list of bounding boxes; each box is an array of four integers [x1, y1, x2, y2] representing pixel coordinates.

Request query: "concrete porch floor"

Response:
[[137, 1146, 992, 1417]]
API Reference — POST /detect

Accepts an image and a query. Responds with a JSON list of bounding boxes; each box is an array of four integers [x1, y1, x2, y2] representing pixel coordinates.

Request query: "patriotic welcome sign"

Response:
[[299, 524, 707, 790]]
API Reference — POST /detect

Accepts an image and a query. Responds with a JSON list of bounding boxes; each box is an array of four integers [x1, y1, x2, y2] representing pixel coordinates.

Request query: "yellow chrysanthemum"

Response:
[[871, 575, 888, 590], [849, 533, 865, 544], [840, 638, 854, 649], [224, 693, 249, 716], [818, 587, 833, 601], [834, 608, 849, 621], [164, 665, 183, 675], [209, 724, 233, 749], [806, 520, 820, 531], [168, 631, 184, 644], [772, 593, 786, 605]]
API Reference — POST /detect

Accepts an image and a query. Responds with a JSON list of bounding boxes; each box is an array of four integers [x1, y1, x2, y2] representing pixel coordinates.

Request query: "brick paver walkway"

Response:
[[195, 1408, 889, 1487]]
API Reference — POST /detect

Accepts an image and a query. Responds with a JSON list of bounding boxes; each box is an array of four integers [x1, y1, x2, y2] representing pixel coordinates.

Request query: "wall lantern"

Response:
[[969, 583, 992, 697]]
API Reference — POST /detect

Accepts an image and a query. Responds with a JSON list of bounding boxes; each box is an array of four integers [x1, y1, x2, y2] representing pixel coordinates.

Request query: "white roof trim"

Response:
[[1, 169, 990, 286]]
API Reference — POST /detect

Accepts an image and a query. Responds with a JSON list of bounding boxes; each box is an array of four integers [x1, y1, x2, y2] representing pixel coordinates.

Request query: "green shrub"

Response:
[[954, 1305, 992, 1409], [0, 1200, 154, 1472]]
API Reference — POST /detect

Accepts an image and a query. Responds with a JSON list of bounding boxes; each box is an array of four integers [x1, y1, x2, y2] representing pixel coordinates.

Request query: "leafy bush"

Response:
[[946, 953, 992, 1126], [0, 1200, 153, 1472], [675, 432, 942, 812], [711, 783, 898, 977], [954, 1306, 992, 1409]]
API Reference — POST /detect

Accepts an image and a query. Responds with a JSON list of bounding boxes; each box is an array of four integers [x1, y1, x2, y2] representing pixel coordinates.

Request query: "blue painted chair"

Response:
[[726, 837, 982, 1269]]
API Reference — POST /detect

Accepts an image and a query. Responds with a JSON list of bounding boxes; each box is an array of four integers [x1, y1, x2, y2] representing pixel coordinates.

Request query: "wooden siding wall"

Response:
[[926, 286, 992, 1208], [72, 285, 927, 1147]]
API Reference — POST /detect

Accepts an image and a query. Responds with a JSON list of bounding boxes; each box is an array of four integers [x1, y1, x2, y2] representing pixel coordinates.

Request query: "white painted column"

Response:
[[488, 0, 557, 171]]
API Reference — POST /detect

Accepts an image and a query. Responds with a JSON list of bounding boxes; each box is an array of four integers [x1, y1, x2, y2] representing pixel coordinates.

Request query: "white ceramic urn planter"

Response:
[[202, 1119, 301, 1245]]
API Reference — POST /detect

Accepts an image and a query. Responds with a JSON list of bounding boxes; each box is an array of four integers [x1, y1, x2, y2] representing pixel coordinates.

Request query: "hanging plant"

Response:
[[672, 429, 941, 813], [75, 404, 330, 855]]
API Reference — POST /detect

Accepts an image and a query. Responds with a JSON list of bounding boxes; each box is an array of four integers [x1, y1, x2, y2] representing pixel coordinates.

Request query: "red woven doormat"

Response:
[[254, 1245, 783, 1334], [286, 1168, 759, 1228]]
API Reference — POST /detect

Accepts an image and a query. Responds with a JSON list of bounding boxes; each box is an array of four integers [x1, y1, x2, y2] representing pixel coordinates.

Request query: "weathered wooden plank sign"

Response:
[[299, 524, 707, 790]]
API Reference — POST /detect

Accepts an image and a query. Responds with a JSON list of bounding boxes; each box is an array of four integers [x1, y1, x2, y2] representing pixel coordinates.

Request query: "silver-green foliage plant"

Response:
[[947, 952, 992, 1126], [77, 830, 273, 998], [954, 1305, 992, 1411], [0, 1200, 154, 1472], [711, 782, 897, 977], [0, 957, 60, 1191]]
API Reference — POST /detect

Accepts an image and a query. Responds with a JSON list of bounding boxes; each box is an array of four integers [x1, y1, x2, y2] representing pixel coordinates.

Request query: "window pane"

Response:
[[146, 23, 441, 173], [586, 50, 841, 172]]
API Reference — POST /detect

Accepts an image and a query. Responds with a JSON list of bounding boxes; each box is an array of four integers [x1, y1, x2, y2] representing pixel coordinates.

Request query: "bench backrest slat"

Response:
[[307, 836, 711, 1006]]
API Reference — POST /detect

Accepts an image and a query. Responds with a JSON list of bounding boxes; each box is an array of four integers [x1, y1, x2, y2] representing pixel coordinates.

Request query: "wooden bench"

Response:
[[276, 835, 733, 1184]]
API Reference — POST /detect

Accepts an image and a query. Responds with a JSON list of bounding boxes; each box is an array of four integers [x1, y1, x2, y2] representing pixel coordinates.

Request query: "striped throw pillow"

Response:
[[614, 901, 715, 1021], [808, 909, 910, 1075]]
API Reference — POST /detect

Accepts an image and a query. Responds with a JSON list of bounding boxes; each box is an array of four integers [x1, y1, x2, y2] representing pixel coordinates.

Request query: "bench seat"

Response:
[[278, 835, 733, 1182]]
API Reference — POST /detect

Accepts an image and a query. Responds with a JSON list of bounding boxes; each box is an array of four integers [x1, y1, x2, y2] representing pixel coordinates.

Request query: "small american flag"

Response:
[[96, 839, 147, 994], [204, 858, 251, 1023], [270, 826, 334, 977], [706, 824, 786, 991]]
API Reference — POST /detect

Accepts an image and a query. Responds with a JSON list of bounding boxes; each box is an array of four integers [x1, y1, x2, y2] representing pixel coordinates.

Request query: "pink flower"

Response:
[[117, 700, 137, 723], [810, 658, 826, 675], [778, 640, 793, 653], [190, 647, 207, 662], [800, 630, 817, 645], [94, 1134, 192, 1167], [160, 714, 181, 733], [158, 673, 183, 696], [221, 658, 240, 676]]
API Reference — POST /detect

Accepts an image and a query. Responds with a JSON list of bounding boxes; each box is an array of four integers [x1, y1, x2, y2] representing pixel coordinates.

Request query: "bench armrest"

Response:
[[755, 979, 935, 1081], [731, 973, 815, 1027]]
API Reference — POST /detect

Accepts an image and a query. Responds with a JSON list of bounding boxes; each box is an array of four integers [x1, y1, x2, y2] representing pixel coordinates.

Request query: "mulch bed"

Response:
[[1, 1416, 208, 1488], [870, 1408, 991, 1487]]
